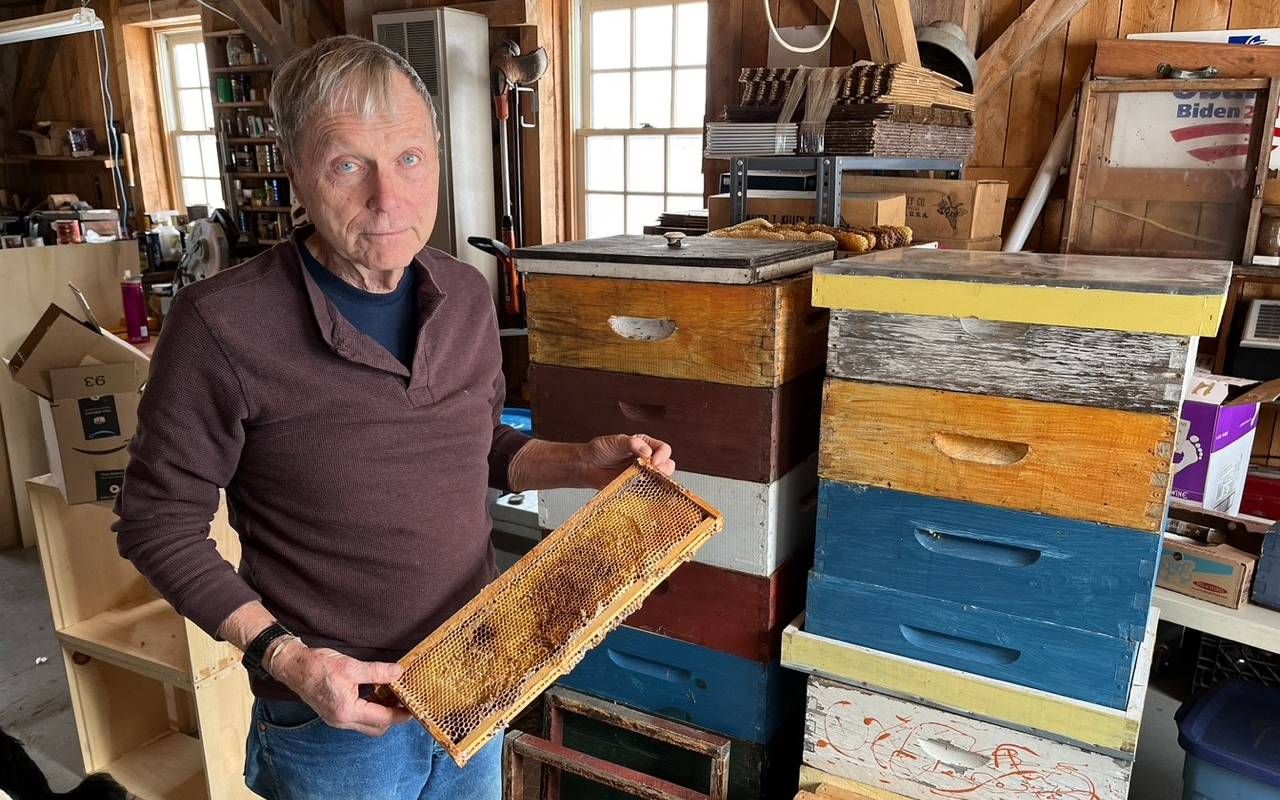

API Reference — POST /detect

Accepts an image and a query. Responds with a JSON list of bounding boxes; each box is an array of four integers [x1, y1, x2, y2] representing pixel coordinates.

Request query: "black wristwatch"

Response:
[[242, 622, 293, 680]]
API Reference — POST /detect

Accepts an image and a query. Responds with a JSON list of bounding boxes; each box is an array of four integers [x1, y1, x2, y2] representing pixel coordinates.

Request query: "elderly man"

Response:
[[113, 36, 674, 800]]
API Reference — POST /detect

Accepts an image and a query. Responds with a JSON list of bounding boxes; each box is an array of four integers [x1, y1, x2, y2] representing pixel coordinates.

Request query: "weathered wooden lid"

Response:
[[516, 235, 836, 284], [812, 249, 1233, 336]]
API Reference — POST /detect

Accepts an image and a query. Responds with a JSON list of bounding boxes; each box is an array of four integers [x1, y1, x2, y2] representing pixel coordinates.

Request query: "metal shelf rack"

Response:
[[728, 155, 965, 227]]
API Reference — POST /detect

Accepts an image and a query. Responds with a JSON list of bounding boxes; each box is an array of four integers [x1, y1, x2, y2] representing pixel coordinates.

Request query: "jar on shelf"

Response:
[[226, 36, 249, 68], [1259, 207, 1280, 258]]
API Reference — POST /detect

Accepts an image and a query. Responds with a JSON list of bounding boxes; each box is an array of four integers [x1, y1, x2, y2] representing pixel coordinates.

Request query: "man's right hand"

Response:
[[268, 639, 412, 737]]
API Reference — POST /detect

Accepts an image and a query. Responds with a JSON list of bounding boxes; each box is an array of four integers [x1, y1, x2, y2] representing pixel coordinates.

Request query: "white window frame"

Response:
[[155, 26, 224, 212], [574, 0, 708, 238]]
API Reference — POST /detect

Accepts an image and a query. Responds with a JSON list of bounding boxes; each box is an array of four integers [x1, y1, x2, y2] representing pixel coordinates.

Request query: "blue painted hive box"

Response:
[[1177, 680, 1280, 800]]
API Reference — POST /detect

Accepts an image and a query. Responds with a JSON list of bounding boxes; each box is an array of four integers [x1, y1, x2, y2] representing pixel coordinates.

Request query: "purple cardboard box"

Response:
[[1173, 372, 1280, 515]]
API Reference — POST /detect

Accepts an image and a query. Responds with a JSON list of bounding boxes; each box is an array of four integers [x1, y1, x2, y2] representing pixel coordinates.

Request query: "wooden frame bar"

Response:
[[503, 687, 732, 800]]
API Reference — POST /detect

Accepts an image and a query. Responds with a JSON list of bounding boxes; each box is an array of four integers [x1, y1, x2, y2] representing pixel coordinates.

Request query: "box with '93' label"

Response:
[[39, 362, 141, 504]]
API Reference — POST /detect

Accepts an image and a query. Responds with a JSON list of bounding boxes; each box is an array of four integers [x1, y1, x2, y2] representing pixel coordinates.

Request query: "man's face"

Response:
[[287, 72, 440, 271]]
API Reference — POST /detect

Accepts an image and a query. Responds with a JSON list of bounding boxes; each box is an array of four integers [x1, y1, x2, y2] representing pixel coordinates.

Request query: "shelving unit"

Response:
[[727, 155, 966, 227], [202, 12, 294, 252], [28, 476, 253, 800]]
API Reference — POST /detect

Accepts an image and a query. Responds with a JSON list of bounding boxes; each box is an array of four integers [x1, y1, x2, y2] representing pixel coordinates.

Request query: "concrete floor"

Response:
[[1, 545, 1191, 798]]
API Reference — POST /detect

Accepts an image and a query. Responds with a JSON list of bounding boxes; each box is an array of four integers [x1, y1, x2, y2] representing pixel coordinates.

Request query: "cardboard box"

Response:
[[1171, 371, 1280, 516], [1158, 534, 1257, 608], [934, 236, 1003, 251], [708, 190, 906, 231], [8, 304, 149, 505], [840, 176, 1009, 240]]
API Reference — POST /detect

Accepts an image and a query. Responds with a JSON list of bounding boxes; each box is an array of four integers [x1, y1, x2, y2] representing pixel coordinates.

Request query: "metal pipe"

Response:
[[1004, 94, 1078, 252]]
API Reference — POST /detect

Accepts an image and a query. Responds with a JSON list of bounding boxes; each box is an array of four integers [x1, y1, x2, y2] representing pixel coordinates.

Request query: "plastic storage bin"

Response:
[[1177, 680, 1280, 800]]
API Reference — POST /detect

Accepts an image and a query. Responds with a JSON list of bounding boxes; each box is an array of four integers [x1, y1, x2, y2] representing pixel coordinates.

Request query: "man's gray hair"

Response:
[[270, 35, 440, 164]]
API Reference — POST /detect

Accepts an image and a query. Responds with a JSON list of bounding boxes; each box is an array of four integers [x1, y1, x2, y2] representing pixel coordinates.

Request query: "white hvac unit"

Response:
[[372, 8, 497, 301], [1231, 299, 1280, 380]]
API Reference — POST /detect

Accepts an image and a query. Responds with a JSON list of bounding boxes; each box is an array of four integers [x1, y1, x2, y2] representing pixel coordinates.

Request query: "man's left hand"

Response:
[[580, 434, 675, 488]]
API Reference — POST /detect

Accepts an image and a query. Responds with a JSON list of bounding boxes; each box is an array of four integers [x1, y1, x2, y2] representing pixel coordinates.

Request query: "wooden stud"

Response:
[[974, 0, 1089, 101], [854, 0, 889, 61], [215, 0, 292, 62], [872, 0, 920, 65]]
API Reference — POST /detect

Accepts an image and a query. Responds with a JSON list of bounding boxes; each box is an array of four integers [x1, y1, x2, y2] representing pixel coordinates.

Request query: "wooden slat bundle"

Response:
[[737, 65, 976, 112], [819, 119, 975, 159], [725, 102, 974, 127]]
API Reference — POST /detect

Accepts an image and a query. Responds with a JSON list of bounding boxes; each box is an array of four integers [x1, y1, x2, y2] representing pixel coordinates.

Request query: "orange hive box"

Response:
[[388, 461, 724, 766]]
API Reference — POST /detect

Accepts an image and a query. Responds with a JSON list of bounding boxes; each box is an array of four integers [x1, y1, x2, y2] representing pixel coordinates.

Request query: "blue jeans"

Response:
[[244, 699, 502, 800]]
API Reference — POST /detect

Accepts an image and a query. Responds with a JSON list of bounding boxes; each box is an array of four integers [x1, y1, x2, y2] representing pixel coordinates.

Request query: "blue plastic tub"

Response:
[[1177, 680, 1280, 800], [500, 407, 532, 434]]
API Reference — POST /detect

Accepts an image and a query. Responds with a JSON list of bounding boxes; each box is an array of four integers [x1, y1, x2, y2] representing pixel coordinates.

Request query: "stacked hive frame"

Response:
[[784, 249, 1232, 799], [516, 233, 836, 798]]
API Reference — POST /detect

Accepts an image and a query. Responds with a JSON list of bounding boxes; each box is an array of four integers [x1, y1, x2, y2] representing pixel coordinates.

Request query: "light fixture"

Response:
[[0, 7, 104, 47]]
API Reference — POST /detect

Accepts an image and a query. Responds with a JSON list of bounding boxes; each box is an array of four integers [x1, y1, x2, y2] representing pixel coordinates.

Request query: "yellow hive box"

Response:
[[811, 249, 1231, 336]]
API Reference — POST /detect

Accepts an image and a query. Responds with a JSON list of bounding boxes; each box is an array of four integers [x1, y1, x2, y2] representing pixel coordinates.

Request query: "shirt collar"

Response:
[[288, 225, 448, 378]]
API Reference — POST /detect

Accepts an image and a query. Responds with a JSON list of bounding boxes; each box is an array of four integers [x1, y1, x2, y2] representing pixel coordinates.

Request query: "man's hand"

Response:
[[579, 434, 675, 488], [507, 434, 676, 492], [268, 638, 412, 737]]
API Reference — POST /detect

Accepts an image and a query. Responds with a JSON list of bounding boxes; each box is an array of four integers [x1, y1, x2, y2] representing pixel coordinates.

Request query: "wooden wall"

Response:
[[704, 0, 1280, 248]]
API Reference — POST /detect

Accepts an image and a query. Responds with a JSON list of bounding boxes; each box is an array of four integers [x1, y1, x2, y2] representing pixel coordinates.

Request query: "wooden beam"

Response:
[[875, 0, 920, 64], [1095, 38, 1280, 79], [975, 0, 1087, 101], [116, 0, 199, 25], [215, 0, 292, 62], [13, 0, 75, 129], [812, 0, 870, 59], [455, 0, 536, 26], [855, 0, 889, 61], [910, 0, 981, 50]]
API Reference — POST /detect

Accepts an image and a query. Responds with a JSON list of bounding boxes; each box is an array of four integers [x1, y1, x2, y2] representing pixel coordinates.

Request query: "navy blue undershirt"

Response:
[[299, 237, 419, 368]]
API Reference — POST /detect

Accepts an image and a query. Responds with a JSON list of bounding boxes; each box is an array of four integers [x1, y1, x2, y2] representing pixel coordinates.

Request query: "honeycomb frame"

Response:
[[388, 460, 723, 766]]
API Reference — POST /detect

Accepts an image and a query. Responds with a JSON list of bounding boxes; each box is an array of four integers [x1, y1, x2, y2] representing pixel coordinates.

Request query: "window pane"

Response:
[[633, 70, 672, 128], [591, 9, 630, 69], [667, 194, 703, 211], [628, 135, 665, 192], [200, 135, 221, 178], [675, 3, 708, 66], [592, 73, 630, 128], [179, 88, 208, 131], [177, 135, 203, 177], [586, 193, 625, 238], [633, 5, 673, 68], [585, 136, 624, 191], [195, 41, 208, 80], [205, 179, 225, 210], [667, 135, 702, 194], [182, 177, 207, 206], [626, 194, 665, 234], [174, 43, 202, 88], [674, 68, 706, 128]]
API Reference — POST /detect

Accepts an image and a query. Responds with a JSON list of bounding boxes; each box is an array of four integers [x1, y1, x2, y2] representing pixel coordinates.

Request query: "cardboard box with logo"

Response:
[[7, 303, 149, 505], [1173, 371, 1280, 516], [1160, 504, 1269, 609], [707, 190, 906, 231], [840, 176, 1008, 240]]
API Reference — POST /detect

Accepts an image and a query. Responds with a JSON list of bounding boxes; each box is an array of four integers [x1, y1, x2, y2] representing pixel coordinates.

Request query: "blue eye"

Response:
[[336, 161, 359, 174], [403, 153, 421, 166]]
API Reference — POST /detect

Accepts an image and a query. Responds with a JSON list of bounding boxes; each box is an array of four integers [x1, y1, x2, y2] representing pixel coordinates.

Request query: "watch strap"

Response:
[[243, 622, 292, 675]]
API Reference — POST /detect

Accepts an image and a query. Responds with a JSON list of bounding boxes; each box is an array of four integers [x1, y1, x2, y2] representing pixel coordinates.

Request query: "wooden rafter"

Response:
[[13, 0, 76, 129], [976, 0, 1089, 100], [811, 0, 870, 60], [856, 0, 919, 65], [209, 0, 293, 62]]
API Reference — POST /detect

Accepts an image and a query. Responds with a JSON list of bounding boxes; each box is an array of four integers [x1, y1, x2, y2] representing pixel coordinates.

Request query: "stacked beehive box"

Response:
[[516, 234, 835, 797], [784, 249, 1232, 799]]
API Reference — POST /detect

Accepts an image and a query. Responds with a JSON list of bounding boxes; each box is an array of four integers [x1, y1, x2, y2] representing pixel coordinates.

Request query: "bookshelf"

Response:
[[28, 476, 254, 800], [201, 12, 295, 251]]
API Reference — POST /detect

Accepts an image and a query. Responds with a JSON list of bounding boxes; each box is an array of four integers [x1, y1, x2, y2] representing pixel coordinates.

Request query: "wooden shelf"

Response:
[[258, 238, 287, 245], [209, 65, 272, 74], [8, 154, 120, 168], [231, 172, 287, 178], [213, 101, 268, 109], [1153, 587, 1280, 655], [203, 28, 244, 38], [243, 206, 291, 213], [57, 598, 192, 688], [227, 137, 275, 144], [103, 731, 207, 800]]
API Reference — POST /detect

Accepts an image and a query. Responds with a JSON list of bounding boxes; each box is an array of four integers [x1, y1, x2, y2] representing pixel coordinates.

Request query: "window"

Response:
[[577, 0, 708, 237], [156, 28, 224, 211]]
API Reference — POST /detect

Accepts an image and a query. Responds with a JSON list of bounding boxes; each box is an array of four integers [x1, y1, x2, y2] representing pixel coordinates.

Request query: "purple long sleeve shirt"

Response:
[[112, 229, 530, 697]]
